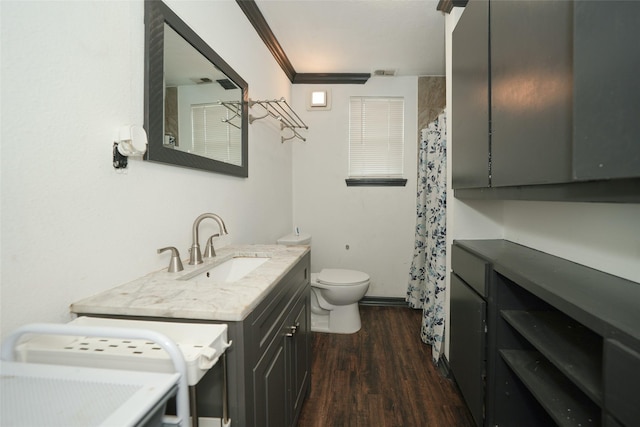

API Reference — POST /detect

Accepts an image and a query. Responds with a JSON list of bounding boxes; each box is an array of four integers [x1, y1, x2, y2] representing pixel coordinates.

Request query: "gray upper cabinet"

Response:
[[490, 0, 574, 187], [452, 0, 490, 189], [572, 1, 640, 181], [452, 0, 640, 199]]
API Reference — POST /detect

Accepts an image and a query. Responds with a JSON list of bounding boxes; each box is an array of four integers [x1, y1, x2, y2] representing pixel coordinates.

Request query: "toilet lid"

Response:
[[317, 269, 370, 286]]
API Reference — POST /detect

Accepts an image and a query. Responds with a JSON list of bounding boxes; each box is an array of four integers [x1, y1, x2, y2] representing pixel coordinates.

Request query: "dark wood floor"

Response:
[[297, 305, 475, 427]]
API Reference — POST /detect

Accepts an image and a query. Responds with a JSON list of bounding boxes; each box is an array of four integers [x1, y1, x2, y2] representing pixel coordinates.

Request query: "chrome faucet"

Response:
[[203, 233, 220, 258], [157, 246, 184, 272], [189, 213, 228, 265]]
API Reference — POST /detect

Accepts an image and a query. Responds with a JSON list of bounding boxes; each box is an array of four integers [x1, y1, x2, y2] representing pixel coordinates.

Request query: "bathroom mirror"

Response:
[[144, 0, 249, 177]]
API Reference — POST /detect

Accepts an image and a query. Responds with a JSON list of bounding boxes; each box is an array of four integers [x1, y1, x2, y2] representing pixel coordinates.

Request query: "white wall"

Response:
[[503, 201, 640, 283], [0, 0, 293, 339], [290, 77, 418, 297], [443, 6, 640, 358]]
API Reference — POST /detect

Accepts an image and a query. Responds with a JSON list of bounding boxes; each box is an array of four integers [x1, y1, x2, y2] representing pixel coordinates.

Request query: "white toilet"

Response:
[[277, 233, 370, 334]]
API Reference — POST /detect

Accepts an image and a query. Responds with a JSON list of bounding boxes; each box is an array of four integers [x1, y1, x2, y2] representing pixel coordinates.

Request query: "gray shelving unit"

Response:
[[499, 349, 599, 427], [501, 310, 602, 404], [450, 240, 640, 427]]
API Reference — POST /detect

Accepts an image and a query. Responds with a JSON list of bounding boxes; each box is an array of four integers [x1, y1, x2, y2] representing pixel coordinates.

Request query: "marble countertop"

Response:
[[70, 244, 310, 322]]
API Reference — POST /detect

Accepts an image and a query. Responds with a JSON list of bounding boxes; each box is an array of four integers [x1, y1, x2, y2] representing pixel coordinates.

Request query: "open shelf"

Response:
[[500, 349, 600, 427], [501, 310, 603, 404]]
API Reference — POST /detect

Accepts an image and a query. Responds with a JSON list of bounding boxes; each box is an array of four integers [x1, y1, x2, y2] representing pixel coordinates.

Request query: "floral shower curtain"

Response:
[[406, 111, 447, 364]]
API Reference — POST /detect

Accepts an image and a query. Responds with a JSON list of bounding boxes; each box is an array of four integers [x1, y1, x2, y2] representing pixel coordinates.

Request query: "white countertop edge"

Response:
[[70, 244, 310, 322]]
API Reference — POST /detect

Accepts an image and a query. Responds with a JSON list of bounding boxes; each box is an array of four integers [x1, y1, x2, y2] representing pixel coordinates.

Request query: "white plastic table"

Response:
[[1, 323, 191, 426], [0, 360, 179, 427]]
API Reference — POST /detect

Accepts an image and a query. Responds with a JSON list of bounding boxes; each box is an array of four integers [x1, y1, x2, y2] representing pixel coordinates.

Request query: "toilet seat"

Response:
[[317, 269, 369, 286]]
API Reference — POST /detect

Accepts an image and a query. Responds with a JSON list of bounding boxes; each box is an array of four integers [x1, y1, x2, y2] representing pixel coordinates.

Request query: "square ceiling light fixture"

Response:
[[307, 89, 331, 111], [311, 91, 326, 106]]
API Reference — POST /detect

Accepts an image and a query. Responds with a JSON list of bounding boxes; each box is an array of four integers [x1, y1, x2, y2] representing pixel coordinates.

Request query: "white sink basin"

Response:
[[185, 257, 270, 283]]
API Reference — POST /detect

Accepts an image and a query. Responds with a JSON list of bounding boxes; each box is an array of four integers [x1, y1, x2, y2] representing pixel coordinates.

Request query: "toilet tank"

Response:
[[277, 233, 311, 245]]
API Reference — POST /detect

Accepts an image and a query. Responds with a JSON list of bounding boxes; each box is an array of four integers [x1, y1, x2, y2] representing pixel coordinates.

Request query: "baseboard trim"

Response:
[[359, 296, 408, 307], [437, 354, 453, 379]]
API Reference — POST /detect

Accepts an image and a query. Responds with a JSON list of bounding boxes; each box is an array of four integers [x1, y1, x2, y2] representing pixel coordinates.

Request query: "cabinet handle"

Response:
[[286, 322, 300, 337]]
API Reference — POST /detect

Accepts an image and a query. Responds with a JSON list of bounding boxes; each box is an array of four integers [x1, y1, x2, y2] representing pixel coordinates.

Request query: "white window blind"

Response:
[[191, 104, 241, 165], [349, 96, 405, 178]]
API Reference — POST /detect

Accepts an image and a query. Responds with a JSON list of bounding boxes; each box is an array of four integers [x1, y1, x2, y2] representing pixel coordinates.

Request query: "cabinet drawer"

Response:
[[604, 339, 640, 427], [452, 244, 489, 297]]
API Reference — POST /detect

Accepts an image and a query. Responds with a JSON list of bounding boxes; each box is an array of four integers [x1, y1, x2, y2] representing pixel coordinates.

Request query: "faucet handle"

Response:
[[203, 234, 220, 258], [157, 246, 184, 273]]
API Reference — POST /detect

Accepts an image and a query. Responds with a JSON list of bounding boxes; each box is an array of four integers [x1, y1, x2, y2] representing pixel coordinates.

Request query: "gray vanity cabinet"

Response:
[[253, 288, 309, 427], [253, 332, 287, 426], [287, 292, 310, 422], [239, 251, 311, 427], [76, 252, 311, 427], [175, 254, 310, 427]]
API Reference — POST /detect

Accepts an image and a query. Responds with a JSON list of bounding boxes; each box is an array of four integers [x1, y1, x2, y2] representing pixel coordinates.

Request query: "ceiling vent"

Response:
[[216, 79, 237, 90], [190, 77, 213, 85], [373, 69, 396, 77]]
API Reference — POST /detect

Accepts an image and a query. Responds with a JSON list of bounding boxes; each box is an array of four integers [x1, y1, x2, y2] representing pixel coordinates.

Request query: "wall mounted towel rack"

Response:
[[249, 98, 308, 143], [218, 100, 242, 130]]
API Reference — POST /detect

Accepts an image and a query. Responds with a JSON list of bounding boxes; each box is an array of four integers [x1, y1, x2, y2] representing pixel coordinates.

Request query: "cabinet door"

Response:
[[253, 332, 287, 427], [452, 0, 490, 189], [449, 274, 486, 427], [253, 287, 311, 427], [490, 0, 573, 186], [573, 0, 640, 180], [286, 291, 310, 426], [604, 340, 640, 427]]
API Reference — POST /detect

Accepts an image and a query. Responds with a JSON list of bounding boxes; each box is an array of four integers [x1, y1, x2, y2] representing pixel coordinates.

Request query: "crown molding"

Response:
[[293, 73, 370, 85], [436, 0, 469, 14], [236, 0, 370, 84], [236, 0, 296, 82]]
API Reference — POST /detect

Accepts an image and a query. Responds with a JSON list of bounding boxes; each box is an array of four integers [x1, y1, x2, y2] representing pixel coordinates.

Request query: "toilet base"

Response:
[[310, 303, 362, 334]]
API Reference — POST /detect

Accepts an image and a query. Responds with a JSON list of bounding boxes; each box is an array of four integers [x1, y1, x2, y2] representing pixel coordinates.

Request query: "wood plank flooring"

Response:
[[297, 306, 476, 427]]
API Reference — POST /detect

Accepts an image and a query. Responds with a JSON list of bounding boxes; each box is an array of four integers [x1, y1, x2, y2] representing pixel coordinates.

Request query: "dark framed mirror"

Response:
[[144, 0, 248, 177]]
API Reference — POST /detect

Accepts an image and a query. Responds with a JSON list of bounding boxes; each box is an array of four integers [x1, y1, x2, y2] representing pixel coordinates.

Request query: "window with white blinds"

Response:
[[191, 103, 241, 165], [349, 96, 405, 178]]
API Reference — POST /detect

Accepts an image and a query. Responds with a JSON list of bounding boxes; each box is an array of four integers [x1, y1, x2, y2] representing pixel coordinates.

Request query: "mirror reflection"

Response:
[[163, 24, 242, 166], [144, 0, 248, 177]]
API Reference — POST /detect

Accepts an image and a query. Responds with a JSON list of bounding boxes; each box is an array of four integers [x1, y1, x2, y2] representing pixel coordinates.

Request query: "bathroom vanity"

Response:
[[71, 244, 311, 427]]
